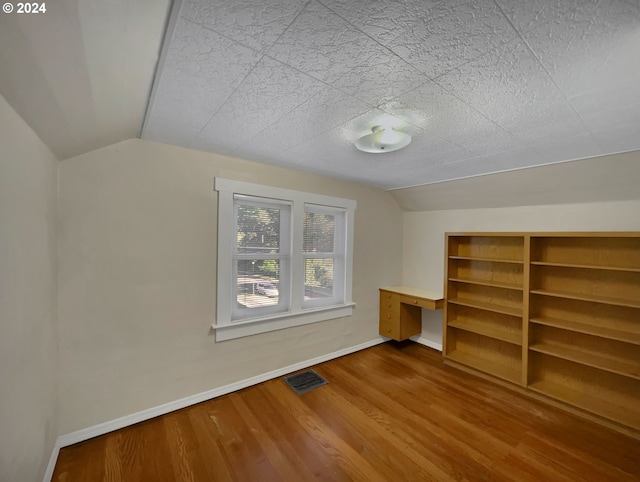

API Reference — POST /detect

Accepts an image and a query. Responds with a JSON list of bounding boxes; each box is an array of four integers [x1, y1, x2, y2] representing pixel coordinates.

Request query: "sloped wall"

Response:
[[0, 95, 58, 482], [402, 199, 640, 347]]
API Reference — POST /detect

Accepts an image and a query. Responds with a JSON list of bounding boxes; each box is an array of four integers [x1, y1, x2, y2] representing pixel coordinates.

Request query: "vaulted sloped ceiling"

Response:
[[142, 0, 640, 189], [0, 0, 170, 160], [1, 0, 639, 192]]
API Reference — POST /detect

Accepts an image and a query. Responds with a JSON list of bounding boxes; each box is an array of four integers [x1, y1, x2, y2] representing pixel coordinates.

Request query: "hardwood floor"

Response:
[[52, 342, 640, 481]]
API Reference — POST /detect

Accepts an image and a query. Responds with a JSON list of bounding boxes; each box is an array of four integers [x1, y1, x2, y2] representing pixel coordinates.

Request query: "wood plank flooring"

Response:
[[52, 342, 640, 481]]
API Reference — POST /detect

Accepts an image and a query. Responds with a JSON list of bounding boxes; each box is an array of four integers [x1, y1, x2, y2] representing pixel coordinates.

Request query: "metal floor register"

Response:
[[283, 370, 328, 395]]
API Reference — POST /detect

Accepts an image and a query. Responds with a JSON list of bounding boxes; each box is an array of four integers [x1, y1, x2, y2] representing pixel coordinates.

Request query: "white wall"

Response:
[[57, 138, 404, 434], [402, 200, 640, 348], [0, 95, 58, 482]]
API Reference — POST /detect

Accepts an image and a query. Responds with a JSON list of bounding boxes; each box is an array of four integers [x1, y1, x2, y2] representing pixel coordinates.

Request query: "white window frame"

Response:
[[302, 203, 346, 310], [214, 178, 356, 341], [232, 194, 292, 321]]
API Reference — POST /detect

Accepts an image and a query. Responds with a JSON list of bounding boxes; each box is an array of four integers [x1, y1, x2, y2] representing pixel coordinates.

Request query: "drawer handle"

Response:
[[413, 299, 419, 304], [387, 303, 392, 308], [386, 315, 391, 319]]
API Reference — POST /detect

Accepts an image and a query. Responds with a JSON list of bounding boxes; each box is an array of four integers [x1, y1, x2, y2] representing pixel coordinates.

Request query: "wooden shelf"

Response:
[[530, 235, 640, 272], [530, 316, 640, 346], [448, 277, 522, 291], [446, 350, 520, 384], [445, 232, 640, 435], [449, 319, 521, 345], [531, 261, 640, 273], [448, 298, 521, 317], [449, 255, 523, 265], [530, 289, 640, 309], [528, 379, 640, 431], [529, 342, 640, 380]]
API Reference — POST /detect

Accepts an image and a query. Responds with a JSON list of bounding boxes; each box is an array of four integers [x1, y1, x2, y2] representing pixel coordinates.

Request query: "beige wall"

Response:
[[0, 95, 58, 481], [402, 200, 640, 347], [57, 138, 403, 434]]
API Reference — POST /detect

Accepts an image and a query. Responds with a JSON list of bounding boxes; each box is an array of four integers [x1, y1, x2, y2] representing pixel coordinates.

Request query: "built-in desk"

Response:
[[379, 286, 444, 341]]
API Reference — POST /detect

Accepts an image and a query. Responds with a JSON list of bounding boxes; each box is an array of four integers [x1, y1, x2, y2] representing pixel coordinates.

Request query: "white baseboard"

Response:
[[42, 440, 62, 482], [43, 337, 386, 481], [412, 335, 443, 352]]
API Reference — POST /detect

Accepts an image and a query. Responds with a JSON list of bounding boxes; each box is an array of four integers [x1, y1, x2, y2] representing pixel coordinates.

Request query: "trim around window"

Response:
[[213, 178, 356, 341]]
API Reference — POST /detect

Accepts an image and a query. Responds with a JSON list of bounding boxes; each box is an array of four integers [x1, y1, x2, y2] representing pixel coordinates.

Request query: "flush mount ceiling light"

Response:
[[355, 125, 412, 153]]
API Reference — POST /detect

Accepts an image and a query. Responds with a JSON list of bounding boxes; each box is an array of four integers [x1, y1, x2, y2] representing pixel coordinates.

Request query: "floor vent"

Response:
[[284, 370, 328, 395]]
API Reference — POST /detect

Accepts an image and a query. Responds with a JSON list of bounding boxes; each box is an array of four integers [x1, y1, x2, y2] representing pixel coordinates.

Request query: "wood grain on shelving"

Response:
[[448, 255, 524, 264], [529, 342, 640, 380], [448, 258, 524, 286], [449, 235, 525, 261], [449, 319, 521, 345], [446, 232, 640, 435], [52, 343, 640, 481], [530, 235, 640, 270], [528, 379, 640, 431], [446, 350, 520, 384], [530, 264, 640, 306], [448, 280, 523, 316], [446, 328, 522, 385], [448, 298, 522, 317], [531, 261, 640, 272], [530, 289, 640, 309], [530, 316, 640, 346], [529, 351, 640, 432], [448, 277, 522, 290]]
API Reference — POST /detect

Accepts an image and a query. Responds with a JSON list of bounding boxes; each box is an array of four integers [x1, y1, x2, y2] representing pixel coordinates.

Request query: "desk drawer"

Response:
[[379, 309, 400, 339], [398, 294, 440, 310], [379, 292, 400, 312], [380, 290, 402, 309]]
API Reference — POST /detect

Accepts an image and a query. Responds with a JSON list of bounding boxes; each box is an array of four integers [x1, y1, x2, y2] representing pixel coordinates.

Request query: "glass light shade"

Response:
[[355, 125, 411, 153]]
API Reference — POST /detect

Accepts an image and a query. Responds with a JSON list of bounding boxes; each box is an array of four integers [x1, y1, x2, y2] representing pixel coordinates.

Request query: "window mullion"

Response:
[[302, 252, 335, 258], [217, 190, 234, 325], [290, 200, 305, 311], [234, 253, 288, 260]]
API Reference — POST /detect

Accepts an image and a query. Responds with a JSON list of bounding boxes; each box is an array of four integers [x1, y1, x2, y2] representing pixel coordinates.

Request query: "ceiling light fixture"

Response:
[[355, 125, 411, 153]]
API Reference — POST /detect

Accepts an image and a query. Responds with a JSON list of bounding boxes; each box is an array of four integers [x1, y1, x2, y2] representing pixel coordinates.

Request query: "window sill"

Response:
[[212, 303, 356, 341]]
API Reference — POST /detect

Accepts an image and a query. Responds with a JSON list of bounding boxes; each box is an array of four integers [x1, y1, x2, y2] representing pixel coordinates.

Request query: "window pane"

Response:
[[236, 204, 282, 254], [236, 259, 281, 309], [304, 258, 334, 300], [304, 212, 334, 253]]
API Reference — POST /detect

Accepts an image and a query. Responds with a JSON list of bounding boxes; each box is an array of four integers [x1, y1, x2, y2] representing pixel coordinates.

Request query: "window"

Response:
[[303, 204, 345, 309], [214, 178, 356, 341], [233, 195, 291, 321]]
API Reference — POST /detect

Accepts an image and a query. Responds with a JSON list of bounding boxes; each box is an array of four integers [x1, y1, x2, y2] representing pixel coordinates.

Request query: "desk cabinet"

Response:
[[379, 286, 443, 341]]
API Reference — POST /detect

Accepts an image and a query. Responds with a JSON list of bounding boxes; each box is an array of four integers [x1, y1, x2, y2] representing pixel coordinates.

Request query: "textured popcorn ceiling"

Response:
[[142, 0, 640, 190]]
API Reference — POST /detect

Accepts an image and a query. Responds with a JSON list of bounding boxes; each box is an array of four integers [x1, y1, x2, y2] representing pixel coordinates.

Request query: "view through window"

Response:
[[215, 178, 355, 340], [233, 195, 290, 319]]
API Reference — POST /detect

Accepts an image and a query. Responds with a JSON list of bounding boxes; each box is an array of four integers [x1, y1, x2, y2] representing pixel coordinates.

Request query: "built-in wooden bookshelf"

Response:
[[444, 232, 640, 437], [444, 234, 525, 386]]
